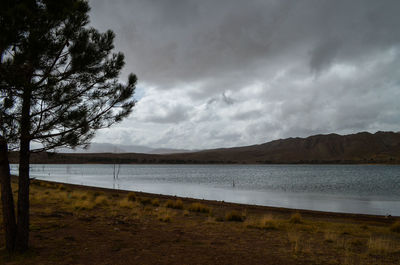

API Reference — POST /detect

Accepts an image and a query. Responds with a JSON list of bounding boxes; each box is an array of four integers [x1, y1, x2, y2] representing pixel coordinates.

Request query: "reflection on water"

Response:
[[10, 164, 400, 216]]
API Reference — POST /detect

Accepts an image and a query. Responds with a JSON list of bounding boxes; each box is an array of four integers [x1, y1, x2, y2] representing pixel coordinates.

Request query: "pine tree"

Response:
[[0, 0, 136, 252]]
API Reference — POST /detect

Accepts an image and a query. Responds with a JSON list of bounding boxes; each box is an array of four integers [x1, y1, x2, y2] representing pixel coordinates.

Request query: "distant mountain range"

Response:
[[11, 131, 400, 164], [56, 142, 196, 154]]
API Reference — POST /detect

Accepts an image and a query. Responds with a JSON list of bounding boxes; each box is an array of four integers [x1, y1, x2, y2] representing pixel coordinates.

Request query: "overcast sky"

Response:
[[88, 0, 400, 149]]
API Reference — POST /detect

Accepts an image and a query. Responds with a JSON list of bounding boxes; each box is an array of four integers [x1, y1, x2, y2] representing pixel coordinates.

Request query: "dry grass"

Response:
[[244, 214, 279, 230], [287, 228, 302, 254], [158, 209, 172, 222], [289, 212, 303, 224], [93, 195, 109, 207], [324, 231, 338, 243], [3, 179, 400, 265], [165, 199, 183, 209], [390, 221, 400, 233], [127, 192, 137, 202], [73, 200, 95, 210], [139, 197, 152, 206], [368, 235, 400, 254], [57, 184, 67, 191], [118, 198, 134, 209], [260, 215, 279, 230], [188, 202, 211, 213], [225, 210, 245, 222], [151, 198, 160, 207]]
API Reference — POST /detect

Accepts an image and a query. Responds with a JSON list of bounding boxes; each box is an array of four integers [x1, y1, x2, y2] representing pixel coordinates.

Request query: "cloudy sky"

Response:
[[88, 0, 400, 150]]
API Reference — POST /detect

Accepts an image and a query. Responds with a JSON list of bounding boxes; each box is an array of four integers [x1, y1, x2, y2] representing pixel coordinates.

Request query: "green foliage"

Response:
[[0, 1, 136, 252], [0, 0, 137, 151]]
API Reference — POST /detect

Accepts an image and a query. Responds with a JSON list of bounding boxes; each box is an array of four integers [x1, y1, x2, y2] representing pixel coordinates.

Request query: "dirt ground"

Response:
[[1, 179, 400, 264]]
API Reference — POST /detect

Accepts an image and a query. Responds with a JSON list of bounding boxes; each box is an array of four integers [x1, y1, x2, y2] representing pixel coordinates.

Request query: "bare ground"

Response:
[[1, 179, 400, 264]]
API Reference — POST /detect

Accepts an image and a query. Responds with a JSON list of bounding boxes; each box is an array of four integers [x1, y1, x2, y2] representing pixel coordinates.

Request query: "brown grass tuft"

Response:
[[260, 215, 278, 230], [188, 202, 211, 213], [165, 199, 183, 209], [127, 192, 137, 202], [73, 200, 95, 210], [139, 197, 152, 206], [225, 210, 245, 222], [119, 198, 134, 209], [94, 195, 109, 207], [289, 213, 303, 224], [151, 198, 160, 207], [368, 235, 399, 254], [390, 221, 400, 233], [158, 209, 172, 222]]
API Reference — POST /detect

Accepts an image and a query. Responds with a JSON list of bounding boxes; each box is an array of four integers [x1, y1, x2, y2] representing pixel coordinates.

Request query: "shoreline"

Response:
[[1, 177, 400, 264], [37, 178, 400, 222]]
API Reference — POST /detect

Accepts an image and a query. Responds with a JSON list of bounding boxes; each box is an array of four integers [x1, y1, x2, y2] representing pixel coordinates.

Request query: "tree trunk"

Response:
[[0, 137, 17, 252], [16, 87, 32, 252]]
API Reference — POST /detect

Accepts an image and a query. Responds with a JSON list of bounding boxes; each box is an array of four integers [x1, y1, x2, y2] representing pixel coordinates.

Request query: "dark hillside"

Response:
[[9, 131, 400, 164]]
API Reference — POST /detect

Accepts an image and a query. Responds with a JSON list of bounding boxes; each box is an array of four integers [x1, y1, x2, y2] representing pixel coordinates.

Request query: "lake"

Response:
[[10, 164, 400, 216]]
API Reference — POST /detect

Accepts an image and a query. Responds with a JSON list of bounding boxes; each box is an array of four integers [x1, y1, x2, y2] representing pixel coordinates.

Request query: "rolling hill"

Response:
[[9, 131, 400, 164]]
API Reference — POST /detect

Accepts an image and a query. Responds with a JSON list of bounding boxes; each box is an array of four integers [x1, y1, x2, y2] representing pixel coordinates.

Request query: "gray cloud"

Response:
[[89, 0, 400, 149]]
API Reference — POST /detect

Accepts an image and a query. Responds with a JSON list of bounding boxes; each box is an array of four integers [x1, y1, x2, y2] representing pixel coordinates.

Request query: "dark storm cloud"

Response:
[[89, 0, 400, 148]]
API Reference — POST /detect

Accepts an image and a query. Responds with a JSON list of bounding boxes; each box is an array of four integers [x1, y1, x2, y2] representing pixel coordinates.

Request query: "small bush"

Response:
[[289, 213, 303, 224], [58, 184, 66, 191], [390, 221, 400, 233], [127, 192, 137, 202], [188, 202, 210, 213], [166, 199, 183, 209], [225, 210, 245, 222]]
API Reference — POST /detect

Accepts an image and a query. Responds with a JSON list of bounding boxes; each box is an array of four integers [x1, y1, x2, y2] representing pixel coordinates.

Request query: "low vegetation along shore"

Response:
[[1, 179, 400, 264]]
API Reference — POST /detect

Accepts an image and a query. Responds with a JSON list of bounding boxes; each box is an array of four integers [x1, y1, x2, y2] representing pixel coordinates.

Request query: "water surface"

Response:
[[10, 164, 400, 216]]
